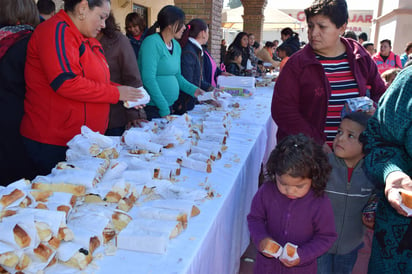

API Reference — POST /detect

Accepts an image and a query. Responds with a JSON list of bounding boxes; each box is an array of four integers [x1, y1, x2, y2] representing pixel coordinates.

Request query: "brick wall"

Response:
[[176, 0, 224, 64], [241, 0, 267, 42]]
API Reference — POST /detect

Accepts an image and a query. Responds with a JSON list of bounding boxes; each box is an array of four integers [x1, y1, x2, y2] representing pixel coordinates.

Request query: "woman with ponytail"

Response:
[[172, 19, 212, 114], [138, 5, 205, 120]]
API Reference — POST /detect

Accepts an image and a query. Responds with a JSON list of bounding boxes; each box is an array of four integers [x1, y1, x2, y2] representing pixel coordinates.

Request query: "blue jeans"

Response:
[[317, 244, 363, 274]]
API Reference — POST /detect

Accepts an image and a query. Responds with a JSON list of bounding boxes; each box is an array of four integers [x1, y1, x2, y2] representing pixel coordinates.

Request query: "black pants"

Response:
[[144, 105, 173, 120], [23, 137, 67, 176]]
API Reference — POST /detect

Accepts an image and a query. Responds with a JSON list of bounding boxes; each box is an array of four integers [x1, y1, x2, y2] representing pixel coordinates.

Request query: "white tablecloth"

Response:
[[95, 86, 277, 274]]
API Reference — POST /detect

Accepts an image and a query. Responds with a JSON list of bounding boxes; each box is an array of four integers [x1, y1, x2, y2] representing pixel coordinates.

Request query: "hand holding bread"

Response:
[[259, 237, 282, 258], [118, 86, 144, 102], [385, 171, 412, 216]]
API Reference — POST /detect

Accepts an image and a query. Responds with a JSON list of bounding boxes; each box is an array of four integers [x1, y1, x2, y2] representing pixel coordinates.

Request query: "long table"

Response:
[[96, 86, 277, 273]]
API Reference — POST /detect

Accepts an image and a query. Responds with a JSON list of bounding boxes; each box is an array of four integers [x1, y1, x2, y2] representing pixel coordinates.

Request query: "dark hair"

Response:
[[405, 42, 412, 53], [277, 43, 294, 57], [224, 47, 242, 65], [37, 0, 55, 15], [65, 0, 110, 12], [228, 32, 248, 50], [100, 12, 120, 39], [304, 0, 348, 28], [358, 32, 368, 41], [0, 0, 40, 26], [179, 18, 208, 48], [281, 27, 298, 39], [266, 134, 331, 196], [253, 41, 260, 49], [265, 41, 275, 48], [344, 112, 372, 148], [380, 39, 391, 47], [280, 27, 300, 55], [342, 111, 371, 129], [146, 5, 185, 36], [362, 41, 374, 48], [125, 12, 146, 36], [343, 30, 357, 40]]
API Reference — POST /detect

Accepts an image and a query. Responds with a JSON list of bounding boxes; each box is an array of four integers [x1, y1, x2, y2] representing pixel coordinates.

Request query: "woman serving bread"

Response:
[[20, 0, 144, 176]]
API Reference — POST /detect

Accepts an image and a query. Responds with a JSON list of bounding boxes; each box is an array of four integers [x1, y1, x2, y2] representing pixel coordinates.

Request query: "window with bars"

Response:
[[133, 4, 148, 28]]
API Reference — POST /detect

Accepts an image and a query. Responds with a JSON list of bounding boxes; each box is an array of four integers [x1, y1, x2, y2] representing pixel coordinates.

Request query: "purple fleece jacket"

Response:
[[247, 182, 337, 274], [271, 37, 386, 145]]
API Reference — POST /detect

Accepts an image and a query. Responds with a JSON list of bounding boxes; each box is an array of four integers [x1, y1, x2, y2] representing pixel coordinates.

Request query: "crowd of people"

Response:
[[1, 0, 412, 273], [221, 27, 302, 76]]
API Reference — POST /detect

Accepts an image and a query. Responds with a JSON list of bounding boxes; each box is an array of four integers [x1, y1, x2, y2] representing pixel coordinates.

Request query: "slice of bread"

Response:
[[401, 191, 412, 209]]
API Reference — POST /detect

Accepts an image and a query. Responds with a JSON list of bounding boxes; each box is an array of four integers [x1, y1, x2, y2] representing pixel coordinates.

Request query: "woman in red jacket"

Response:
[[21, 0, 143, 176]]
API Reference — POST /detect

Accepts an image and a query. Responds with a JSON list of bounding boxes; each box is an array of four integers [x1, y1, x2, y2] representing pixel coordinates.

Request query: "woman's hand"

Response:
[[221, 71, 233, 76], [362, 215, 375, 230], [126, 119, 147, 129], [385, 171, 412, 216], [205, 100, 221, 108], [194, 88, 205, 97], [118, 86, 143, 102]]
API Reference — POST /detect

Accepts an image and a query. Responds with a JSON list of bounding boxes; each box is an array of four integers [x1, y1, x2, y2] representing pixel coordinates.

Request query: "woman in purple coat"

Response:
[[248, 134, 337, 273], [271, 0, 385, 151]]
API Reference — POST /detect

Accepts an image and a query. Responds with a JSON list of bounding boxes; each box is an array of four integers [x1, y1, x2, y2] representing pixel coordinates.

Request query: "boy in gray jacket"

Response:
[[317, 111, 375, 274]]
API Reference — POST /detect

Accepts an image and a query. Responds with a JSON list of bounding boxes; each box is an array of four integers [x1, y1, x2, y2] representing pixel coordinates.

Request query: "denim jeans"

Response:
[[317, 244, 363, 274]]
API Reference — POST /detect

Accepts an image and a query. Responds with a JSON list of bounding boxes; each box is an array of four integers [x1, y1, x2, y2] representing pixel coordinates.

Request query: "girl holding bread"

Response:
[[247, 134, 337, 273]]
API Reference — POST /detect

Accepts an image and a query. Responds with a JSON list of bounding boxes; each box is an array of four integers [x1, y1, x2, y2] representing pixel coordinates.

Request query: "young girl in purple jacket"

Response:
[[248, 134, 337, 273]]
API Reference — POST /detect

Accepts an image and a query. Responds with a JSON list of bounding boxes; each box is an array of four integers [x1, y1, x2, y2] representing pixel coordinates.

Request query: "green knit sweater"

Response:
[[363, 66, 412, 184], [138, 33, 197, 117], [363, 65, 412, 273]]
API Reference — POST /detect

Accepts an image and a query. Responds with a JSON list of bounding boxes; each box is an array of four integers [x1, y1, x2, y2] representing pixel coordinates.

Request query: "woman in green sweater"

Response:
[[362, 65, 412, 273], [138, 5, 204, 120]]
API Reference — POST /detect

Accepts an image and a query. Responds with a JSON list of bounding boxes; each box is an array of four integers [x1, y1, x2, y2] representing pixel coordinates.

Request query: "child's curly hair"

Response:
[[266, 134, 332, 196]]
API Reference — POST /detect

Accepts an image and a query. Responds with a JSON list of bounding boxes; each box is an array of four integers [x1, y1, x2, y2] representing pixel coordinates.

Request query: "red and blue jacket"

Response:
[[21, 10, 119, 146], [372, 51, 402, 74]]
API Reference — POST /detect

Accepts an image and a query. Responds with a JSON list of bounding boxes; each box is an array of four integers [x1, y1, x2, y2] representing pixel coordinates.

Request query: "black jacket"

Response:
[[174, 40, 211, 114], [0, 34, 36, 185]]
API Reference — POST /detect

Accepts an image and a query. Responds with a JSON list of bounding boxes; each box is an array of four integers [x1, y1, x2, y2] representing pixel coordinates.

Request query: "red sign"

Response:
[[294, 11, 372, 23]]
